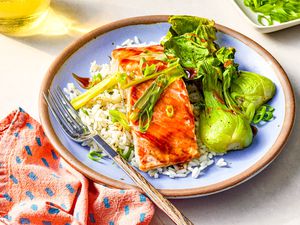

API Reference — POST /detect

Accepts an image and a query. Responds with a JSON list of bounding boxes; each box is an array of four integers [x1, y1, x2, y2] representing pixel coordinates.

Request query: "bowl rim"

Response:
[[39, 15, 295, 198]]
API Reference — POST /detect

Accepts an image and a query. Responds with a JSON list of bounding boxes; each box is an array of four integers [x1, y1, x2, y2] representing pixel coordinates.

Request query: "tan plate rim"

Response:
[[39, 15, 295, 198]]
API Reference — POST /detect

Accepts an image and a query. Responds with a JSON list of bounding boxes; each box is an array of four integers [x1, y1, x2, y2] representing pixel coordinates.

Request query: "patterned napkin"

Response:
[[0, 108, 154, 225]]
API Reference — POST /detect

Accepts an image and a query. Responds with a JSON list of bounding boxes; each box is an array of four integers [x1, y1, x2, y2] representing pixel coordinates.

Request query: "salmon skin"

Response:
[[112, 45, 199, 171]]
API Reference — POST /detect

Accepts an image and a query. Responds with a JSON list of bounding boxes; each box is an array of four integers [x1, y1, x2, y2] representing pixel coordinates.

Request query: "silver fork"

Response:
[[43, 87, 193, 225]]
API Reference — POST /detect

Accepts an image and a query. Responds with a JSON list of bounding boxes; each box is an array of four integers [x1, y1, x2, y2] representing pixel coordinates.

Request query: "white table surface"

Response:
[[1, 1, 299, 224]]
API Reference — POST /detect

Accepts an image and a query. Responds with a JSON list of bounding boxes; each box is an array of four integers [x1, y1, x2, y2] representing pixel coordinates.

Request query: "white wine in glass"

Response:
[[0, 0, 50, 35]]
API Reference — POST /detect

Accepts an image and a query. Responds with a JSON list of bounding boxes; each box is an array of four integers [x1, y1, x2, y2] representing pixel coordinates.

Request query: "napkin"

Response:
[[0, 108, 154, 225]]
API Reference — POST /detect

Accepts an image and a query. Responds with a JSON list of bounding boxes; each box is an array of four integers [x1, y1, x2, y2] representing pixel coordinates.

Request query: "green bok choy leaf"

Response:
[[162, 15, 217, 79]]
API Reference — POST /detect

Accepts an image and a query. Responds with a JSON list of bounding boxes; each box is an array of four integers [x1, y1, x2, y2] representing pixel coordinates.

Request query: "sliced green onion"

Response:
[[266, 104, 275, 112], [138, 109, 151, 133], [252, 104, 275, 124], [244, 0, 300, 25], [130, 63, 185, 132], [139, 57, 146, 71], [258, 14, 273, 26], [130, 76, 167, 124], [253, 105, 266, 124], [81, 108, 89, 116], [263, 111, 273, 120], [166, 105, 174, 117], [117, 146, 134, 160], [143, 64, 157, 76], [263, 104, 275, 121], [116, 73, 127, 85], [121, 63, 183, 89], [93, 73, 102, 82], [109, 110, 130, 131], [88, 150, 103, 162], [71, 73, 118, 110]]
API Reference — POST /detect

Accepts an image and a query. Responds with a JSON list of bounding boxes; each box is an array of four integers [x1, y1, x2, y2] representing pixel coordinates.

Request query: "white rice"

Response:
[[64, 37, 227, 179], [216, 158, 228, 168]]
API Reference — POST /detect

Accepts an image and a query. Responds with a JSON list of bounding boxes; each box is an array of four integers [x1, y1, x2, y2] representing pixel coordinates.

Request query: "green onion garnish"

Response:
[[81, 108, 89, 116], [130, 62, 185, 132], [117, 146, 134, 160], [121, 62, 182, 89], [109, 110, 130, 131], [143, 64, 157, 77], [252, 104, 275, 124], [257, 14, 273, 26], [138, 109, 151, 133], [88, 150, 103, 162], [244, 0, 300, 26], [166, 105, 174, 117], [116, 73, 127, 85], [139, 57, 146, 71], [71, 73, 118, 110], [93, 73, 102, 82]]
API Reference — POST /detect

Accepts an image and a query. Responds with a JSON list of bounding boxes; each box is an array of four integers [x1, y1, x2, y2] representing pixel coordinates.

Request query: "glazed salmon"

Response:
[[112, 45, 199, 171]]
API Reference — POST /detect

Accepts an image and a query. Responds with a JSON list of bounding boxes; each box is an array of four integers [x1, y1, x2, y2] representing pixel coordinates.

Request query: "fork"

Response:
[[43, 87, 194, 225]]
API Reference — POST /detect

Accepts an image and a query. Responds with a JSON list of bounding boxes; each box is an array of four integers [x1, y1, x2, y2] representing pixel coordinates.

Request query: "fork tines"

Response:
[[43, 87, 88, 141]]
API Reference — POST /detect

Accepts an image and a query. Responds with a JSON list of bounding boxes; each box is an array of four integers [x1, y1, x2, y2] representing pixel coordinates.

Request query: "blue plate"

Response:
[[39, 16, 295, 198]]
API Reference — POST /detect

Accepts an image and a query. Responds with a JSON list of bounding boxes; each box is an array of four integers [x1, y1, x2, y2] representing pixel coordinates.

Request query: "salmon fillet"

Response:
[[112, 45, 199, 171]]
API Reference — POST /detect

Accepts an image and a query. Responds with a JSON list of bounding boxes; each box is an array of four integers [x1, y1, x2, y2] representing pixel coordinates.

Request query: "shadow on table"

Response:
[[264, 24, 300, 43]]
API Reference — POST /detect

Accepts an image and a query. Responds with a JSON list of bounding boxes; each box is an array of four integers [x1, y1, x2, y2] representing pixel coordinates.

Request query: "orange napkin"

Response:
[[0, 108, 154, 225]]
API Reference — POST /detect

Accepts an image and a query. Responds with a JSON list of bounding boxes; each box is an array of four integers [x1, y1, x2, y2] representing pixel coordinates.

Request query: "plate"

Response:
[[39, 15, 295, 198], [232, 0, 300, 33]]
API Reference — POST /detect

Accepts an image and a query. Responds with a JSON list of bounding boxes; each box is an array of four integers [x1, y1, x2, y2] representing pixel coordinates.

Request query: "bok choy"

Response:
[[231, 71, 276, 111], [199, 63, 253, 153], [164, 16, 276, 106], [162, 16, 217, 79]]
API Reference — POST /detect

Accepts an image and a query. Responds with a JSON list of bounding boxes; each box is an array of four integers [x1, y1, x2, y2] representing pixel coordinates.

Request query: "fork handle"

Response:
[[113, 154, 194, 225]]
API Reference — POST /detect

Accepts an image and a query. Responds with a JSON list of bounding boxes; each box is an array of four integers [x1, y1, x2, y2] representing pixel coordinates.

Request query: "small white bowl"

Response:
[[232, 0, 300, 33]]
